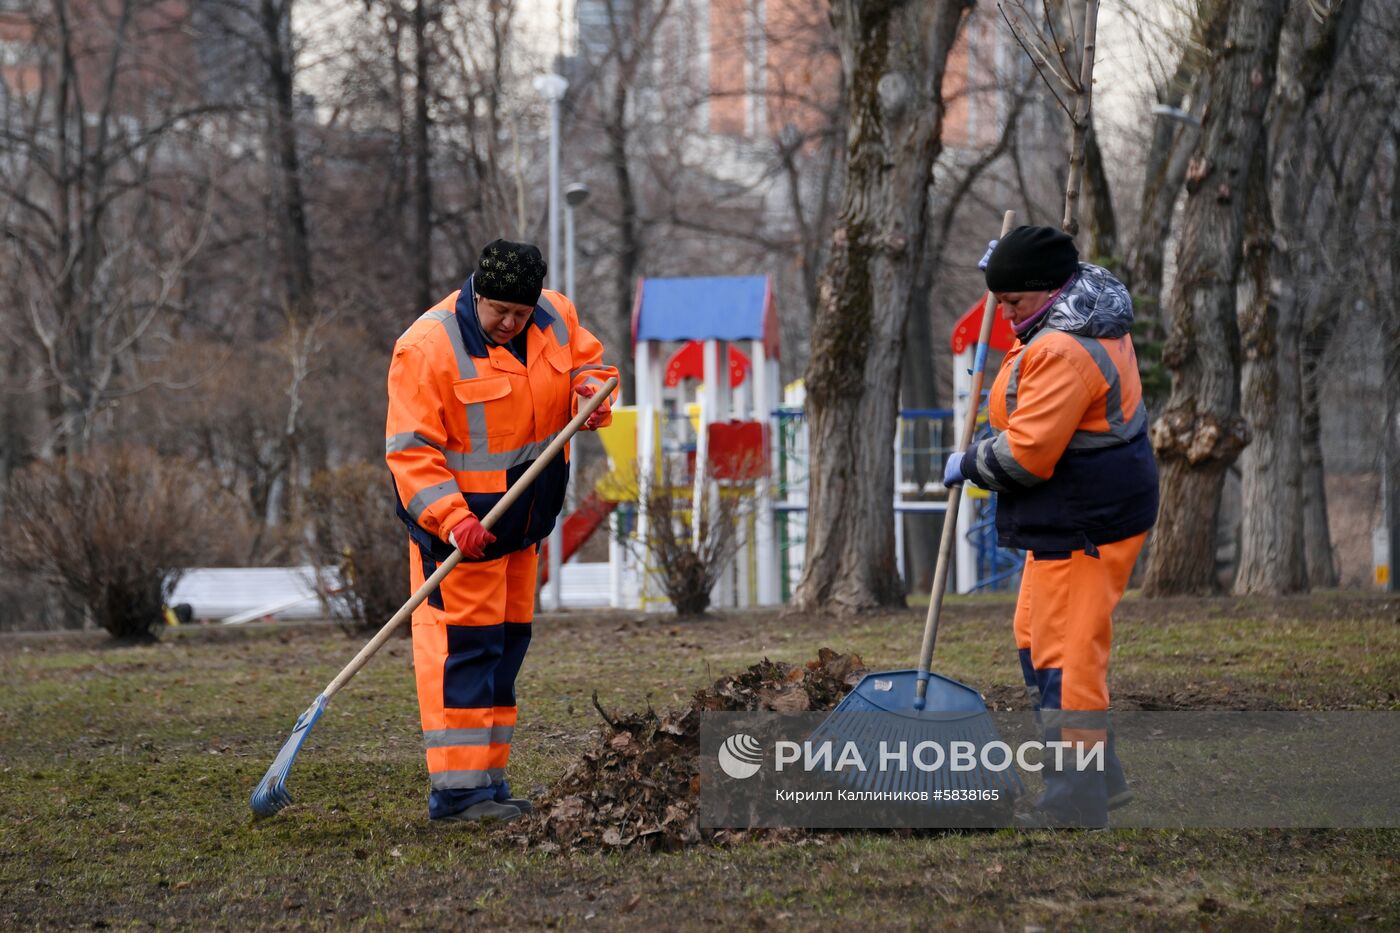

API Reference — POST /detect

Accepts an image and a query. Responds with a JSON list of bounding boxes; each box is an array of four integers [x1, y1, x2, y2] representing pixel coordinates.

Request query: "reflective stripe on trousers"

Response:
[[409, 543, 537, 818]]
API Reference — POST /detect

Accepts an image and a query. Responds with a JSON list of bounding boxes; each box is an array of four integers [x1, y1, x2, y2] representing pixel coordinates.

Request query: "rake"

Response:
[[250, 376, 618, 818], [807, 212, 1022, 818]]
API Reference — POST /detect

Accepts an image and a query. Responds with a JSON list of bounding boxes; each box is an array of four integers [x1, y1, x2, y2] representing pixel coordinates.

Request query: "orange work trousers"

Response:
[[1012, 532, 1146, 712], [408, 543, 536, 819], [1012, 533, 1145, 825]]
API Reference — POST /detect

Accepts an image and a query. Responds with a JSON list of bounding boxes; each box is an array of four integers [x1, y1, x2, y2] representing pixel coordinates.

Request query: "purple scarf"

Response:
[[1012, 274, 1077, 338]]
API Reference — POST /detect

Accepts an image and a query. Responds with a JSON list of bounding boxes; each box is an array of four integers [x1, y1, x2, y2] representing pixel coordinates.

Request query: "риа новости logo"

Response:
[[717, 733, 763, 779]]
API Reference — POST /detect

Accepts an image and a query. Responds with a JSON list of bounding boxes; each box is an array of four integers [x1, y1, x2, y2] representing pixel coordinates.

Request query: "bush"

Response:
[[2, 446, 249, 640], [304, 462, 408, 633], [0, 569, 70, 633], [627, 457, 752, 618]]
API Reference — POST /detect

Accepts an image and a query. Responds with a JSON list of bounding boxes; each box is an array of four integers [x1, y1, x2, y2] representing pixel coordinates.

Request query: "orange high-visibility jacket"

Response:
[[385, 278, 619, 561], [961, 264, 1158, 553]]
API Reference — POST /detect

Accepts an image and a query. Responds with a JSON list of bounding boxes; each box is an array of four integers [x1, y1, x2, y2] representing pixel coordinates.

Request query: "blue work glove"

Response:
[[943, 451, 966, 487], [978, 239, 999, 271]]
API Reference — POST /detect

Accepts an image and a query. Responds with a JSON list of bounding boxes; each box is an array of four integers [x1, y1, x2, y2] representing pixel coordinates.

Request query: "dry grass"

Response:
[[1, 593, 1397, 928]]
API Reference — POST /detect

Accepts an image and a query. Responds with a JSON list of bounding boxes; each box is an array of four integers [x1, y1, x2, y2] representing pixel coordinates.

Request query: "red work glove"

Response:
[[448, 515, 496, 559], [573, 384, 609, 431]]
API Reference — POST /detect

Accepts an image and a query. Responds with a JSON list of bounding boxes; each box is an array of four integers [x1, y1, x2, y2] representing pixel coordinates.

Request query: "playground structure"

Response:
[[948, 298, 1025, 594], [548, 277, 1024, 611]]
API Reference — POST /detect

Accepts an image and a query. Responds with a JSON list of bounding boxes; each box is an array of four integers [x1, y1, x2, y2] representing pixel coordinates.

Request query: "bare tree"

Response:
[[1234, 0, 1363, 595], [997, 0, 1101, 236], [1296, 76, 1391, 587], [258, 0, 315, 314], [900, 43, 1037, 592], [1385, 124, 1400, 593], [1144, 0, 1289, 596], [792, 0, 970, 613], [1, 0, 218, 455], [572, 0, 678, 402], [410, 0, 437, 312], [624, 460, 751, 617], [1125, 1, 1228, 331], [772, 94, 846, 327], [3, 446, 249, 639]]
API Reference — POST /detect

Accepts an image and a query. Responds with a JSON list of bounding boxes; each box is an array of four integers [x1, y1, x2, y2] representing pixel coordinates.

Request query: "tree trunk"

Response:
[[1235, 144, 1305, 593], [1233, 1, 1358, 594], [0, 345, 28, 524], [1061, 0, 1099, 238], [1125, 0, 1228, 324], [1293, 66, 1386, 589], [1387, 126, 1400, 593], [1080, 119, 1118, 262], [792, 0, 968, 614], [412, 0, 434, 312], [607, 73, 640, 403], [1384, 378, 1399, 593], [896, 83, 1029, 596], [1299, 351, 1338, 588], [899, 266, 939, 594], [260, 0, 314, 316], [1144, 0, 1287, 597]]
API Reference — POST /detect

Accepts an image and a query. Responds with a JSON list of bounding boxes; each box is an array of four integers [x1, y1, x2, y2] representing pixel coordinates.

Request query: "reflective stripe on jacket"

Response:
[[961, 264, 1158, 553], [385, 279, 619, 561]]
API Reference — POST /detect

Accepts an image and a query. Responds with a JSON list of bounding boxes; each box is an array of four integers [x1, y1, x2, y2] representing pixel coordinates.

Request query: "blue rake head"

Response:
[[813, 670, 1024, 806], [250, 694, 328, 818], [833, 669, 989, 719]]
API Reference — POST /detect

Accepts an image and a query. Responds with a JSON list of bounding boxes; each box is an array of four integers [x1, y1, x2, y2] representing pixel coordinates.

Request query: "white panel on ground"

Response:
[[168, 567, 342, 623]]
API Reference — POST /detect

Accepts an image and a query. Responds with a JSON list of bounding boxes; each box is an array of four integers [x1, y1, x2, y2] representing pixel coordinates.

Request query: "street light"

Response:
[[558, 182, 592, 602], [533, 72, 569, 612], [532, 73, 569, 294], [564, 183, 589, 300]]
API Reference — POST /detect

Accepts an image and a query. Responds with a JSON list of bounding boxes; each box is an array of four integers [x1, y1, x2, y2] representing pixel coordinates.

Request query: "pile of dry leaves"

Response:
[[513, 648, 866, 852]]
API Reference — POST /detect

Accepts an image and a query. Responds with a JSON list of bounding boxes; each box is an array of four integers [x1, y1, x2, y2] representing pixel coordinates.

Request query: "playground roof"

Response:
[[632, 275, 779, 359]]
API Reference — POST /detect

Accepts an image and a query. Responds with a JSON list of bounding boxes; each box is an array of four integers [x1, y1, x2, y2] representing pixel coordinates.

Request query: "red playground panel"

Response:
[[538, 493, 618, 584], [708, 420, 768, 481]]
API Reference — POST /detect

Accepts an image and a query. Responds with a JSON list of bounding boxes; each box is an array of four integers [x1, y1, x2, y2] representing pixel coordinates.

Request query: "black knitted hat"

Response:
[[475, 239, 547, 307], [984, 225, 1079, 292]]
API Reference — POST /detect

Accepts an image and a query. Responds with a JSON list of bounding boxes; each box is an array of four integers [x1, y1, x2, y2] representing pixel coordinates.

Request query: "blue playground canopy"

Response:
[[632, 275, 778, 357]]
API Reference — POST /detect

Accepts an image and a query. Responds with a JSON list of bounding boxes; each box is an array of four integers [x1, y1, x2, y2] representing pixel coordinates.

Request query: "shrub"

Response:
[[0, 569, 69, 633], [2, 446, 249, 640], [304, 462, 408, 634], [626, 456, 753, 618]]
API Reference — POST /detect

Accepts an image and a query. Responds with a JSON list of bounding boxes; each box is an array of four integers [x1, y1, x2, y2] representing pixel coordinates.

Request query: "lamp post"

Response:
[[564, 183, 589, 300], [557, 182, 592, 602], [533, 72, 568, 611], [532, 73, 569, 284]]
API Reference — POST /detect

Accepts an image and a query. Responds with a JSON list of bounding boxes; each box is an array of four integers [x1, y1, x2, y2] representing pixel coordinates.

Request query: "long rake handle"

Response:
[[914, 211, 1015, 703], [320, 376, 619, 701]]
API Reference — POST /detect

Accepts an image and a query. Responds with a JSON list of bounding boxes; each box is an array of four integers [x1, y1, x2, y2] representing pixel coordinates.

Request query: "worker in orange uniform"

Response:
[[386, 239, 618, 823], [944, 226, 1159, 827]]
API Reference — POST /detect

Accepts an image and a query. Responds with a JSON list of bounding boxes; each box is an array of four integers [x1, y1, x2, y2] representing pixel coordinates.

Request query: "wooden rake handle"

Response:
[[914, 212, 1016, 697], [321, 376, 619, 700]]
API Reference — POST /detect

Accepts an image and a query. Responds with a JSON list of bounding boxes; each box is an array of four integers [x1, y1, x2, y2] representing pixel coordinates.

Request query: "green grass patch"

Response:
[[2, 594, 1398, 927]]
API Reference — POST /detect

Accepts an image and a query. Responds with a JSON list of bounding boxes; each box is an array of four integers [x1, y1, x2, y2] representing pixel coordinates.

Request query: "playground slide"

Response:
[[538, 493, 618, 584]]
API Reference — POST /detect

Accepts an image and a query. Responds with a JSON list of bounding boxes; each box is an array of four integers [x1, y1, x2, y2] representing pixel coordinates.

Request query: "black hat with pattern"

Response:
[[983, 225, 1079, 293], [474, 239, 548, 307]]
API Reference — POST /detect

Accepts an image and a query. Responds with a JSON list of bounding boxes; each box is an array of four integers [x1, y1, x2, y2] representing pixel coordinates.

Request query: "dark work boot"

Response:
[[434, 800, 522, 823]]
